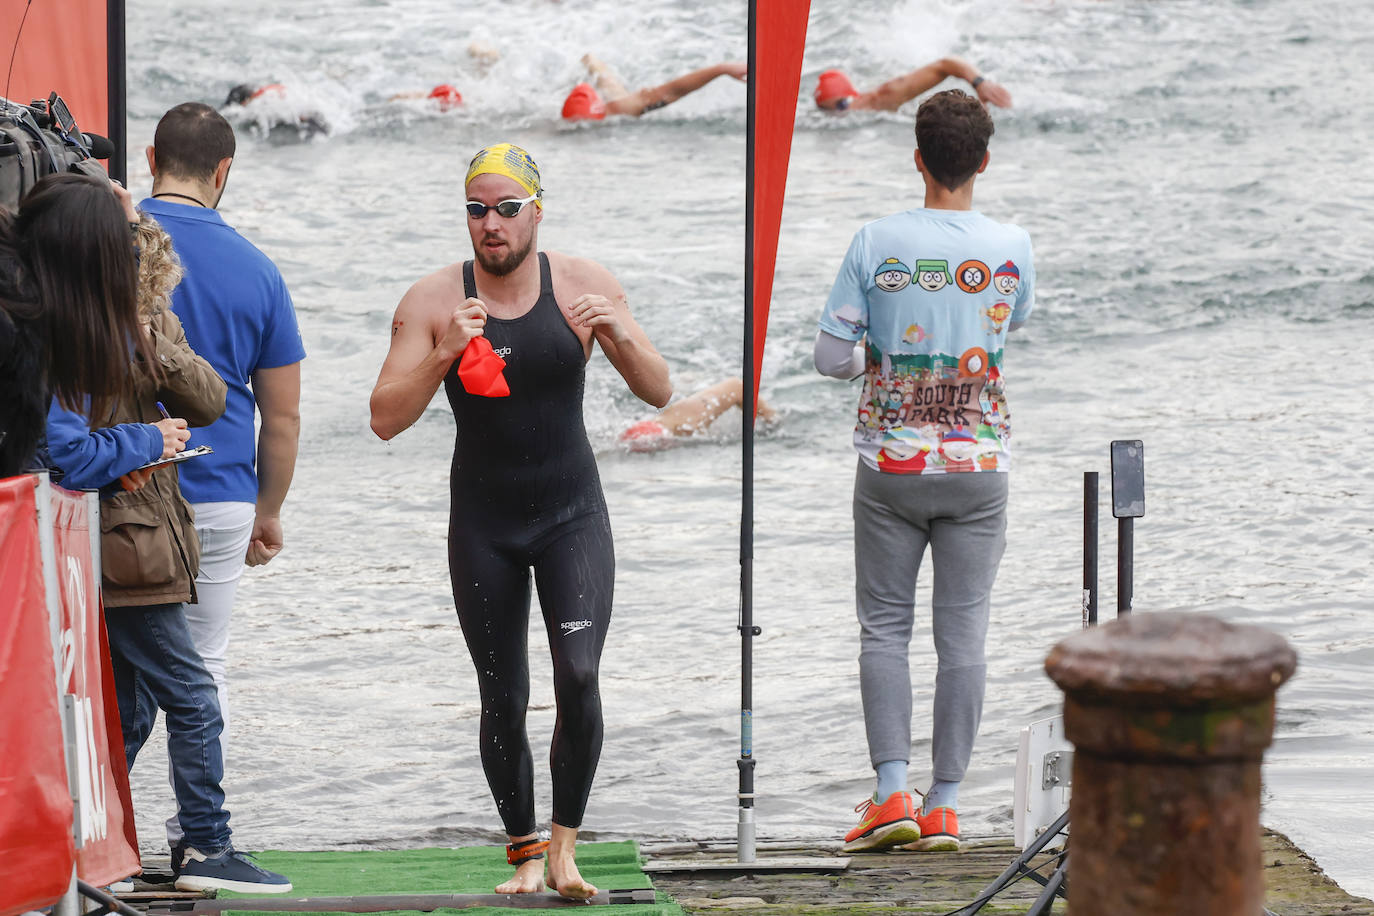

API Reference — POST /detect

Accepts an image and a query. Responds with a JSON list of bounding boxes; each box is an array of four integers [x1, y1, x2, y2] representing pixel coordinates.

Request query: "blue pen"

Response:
[[156, 401, 171, 420]]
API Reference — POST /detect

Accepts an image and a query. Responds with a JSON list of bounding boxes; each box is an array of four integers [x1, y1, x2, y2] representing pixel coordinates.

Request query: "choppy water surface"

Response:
[[118, 0, 1374, 898]]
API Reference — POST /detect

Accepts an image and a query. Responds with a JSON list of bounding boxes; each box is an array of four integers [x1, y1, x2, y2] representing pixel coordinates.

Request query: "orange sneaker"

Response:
[[907, 805, 960, 852], [842, 792, 921, 852]]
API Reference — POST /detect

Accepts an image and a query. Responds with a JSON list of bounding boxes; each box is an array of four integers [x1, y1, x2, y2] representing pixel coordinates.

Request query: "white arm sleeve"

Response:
[[813, 330, 865, 380]]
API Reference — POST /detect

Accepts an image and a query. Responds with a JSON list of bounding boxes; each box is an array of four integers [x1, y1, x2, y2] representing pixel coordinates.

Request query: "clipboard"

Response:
[[134, 444, 214, 472]]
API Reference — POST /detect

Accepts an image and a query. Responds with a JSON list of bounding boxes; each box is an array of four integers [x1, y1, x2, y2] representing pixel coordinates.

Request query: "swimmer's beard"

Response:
[[474, 233, 534, 277]]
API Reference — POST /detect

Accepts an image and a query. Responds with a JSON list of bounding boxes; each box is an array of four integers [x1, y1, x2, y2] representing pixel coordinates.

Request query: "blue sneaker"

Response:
[[174, 845, 292, 894]]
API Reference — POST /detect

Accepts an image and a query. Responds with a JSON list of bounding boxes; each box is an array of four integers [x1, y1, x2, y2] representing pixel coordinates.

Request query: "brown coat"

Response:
[[100, 309, 226, 608]]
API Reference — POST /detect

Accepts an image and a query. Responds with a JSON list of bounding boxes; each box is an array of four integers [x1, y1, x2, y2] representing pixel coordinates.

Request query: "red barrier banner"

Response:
[[1, 0, 111, 149], [0, 476, 74, 916], [48, 485, 139, 886]]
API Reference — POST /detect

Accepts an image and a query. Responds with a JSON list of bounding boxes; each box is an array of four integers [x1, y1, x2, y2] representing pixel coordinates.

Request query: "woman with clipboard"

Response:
[[33, 176, 293, 891]]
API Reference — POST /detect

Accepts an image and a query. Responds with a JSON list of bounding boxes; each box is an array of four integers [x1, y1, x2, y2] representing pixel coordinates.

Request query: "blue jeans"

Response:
[[104, 603, 231, 850]]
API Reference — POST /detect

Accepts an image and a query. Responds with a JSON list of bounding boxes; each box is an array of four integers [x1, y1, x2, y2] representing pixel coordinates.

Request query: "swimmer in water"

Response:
[[222, 83, 330, 136], [384, 42, 498, 111], [385, 84, 465, 111], [561, 54, 747, 121], [620, 377, 777, 453], [812, 57, 1012, 112]]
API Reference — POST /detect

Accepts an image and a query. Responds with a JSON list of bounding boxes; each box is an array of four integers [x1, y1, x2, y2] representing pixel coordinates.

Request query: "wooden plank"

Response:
[[647, 831, 1374, 915], [145, 890, 657, 913]]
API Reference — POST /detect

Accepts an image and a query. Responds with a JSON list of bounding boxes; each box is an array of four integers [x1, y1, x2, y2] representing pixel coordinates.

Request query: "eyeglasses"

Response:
[[465, 193, 540, 219]]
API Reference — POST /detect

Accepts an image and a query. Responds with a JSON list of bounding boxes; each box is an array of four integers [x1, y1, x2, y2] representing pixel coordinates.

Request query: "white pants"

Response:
[[166, 500, 254, 846]]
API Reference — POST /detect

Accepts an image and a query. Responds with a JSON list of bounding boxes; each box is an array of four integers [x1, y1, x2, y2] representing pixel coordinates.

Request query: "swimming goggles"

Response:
[[465, 193, 541, 219]]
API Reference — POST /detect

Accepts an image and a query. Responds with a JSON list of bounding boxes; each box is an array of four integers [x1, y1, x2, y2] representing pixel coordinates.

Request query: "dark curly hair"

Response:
[[915, 90, 995, 193]]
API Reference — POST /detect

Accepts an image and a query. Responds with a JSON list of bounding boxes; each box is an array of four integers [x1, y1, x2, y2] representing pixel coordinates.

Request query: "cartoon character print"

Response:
[[994, 260, 1020, 296], [874, 258, 912, 292], [830, 303, 868, 336], [956, 259, 991, 293], [984, 301, 1012, 334], [915, 259, 952, 292], [975, 423, 1002, 470], [877, 426, 933, 474], [938, 425, 979, 473], [902, 323, 929, 346]]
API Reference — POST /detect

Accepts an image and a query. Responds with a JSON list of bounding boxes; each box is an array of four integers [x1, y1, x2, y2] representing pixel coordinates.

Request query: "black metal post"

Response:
[[1024, 855, 1069, 915], [736, 0, 758, 865], [106, 0, 127, 184], [1117, 516, 1133, 616], [1083, 471, 1098, 628]]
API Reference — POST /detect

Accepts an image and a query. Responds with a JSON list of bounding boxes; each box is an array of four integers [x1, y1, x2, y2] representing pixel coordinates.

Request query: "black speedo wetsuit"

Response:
[[444, 252, 613, 834]]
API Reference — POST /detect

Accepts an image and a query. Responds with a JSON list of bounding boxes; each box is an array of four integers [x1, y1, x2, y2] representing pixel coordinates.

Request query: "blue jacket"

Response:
[[44, 401, 163, 494]]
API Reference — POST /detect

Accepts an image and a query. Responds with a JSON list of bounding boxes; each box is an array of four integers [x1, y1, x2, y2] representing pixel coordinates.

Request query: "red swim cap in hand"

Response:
[[458, 336, 510, 397]]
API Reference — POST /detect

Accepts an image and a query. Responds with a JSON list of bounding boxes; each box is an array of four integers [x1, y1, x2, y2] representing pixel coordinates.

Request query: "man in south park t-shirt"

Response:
[[814, 89, 1034, 856]]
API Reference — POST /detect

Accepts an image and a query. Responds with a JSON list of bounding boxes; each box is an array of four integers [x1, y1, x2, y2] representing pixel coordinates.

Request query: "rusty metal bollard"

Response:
[[1044, 611, 1296, 916]]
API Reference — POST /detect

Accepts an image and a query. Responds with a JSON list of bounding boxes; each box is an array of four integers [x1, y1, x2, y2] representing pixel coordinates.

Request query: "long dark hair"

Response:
[[15, 173, 152, 427]]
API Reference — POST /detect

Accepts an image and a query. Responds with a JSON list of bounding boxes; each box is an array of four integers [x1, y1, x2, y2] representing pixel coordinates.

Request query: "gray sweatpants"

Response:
[[853, 461, 1008, 782]]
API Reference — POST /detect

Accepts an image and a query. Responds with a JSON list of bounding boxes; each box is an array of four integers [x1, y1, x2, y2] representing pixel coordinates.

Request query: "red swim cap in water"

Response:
[[619, 419, 673, 453], [428, 83, 463, 111], [561, 82, 606, 121], [814, 69, 859, 107], [458, 337, 510, 397]]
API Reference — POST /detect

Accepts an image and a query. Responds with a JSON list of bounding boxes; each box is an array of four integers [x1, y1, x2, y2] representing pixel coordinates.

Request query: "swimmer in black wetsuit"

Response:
[[369, 143, 671, 900]]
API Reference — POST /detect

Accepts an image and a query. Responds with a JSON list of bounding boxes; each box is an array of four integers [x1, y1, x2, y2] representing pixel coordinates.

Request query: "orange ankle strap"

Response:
[[507, 838, 550, 866]]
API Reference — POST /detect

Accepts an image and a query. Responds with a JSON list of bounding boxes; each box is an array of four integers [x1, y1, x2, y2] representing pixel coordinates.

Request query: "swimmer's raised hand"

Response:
[[566, 293, 629, 342], [440, 297, 489, 360], [975, 78, 1012, 109]]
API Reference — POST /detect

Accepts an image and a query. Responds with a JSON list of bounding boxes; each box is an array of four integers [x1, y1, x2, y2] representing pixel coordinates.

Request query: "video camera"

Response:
[[0, 91, 113, 215]]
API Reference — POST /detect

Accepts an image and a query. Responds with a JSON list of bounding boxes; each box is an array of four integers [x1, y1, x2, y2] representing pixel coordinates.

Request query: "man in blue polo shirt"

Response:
[[815, 89, 1034, 855], [139, 101, 305, 882]]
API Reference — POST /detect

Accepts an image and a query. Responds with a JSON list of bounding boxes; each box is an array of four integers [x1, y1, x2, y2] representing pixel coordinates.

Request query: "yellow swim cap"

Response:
[[465, 143, 543, 208]]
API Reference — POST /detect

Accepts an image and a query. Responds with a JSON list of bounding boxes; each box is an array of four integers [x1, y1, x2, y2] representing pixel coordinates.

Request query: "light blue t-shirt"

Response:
[[140, 198, 306, 503], [820, 208, 1035, 475]]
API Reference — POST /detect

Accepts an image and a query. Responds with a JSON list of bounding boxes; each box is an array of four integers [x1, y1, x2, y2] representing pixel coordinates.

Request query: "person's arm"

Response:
[[43, 399, 185, 491], [581, 53, 632, 101], [608, 62, 748, 117], [814, 331, 866, 379], [859, 57, 1011, 111], [1009, 243, 1036, 332], [369, 277, 488, 440], [561, 260, 672, 407], [149, 312, 227, 427], [245, 362, 300, 567]]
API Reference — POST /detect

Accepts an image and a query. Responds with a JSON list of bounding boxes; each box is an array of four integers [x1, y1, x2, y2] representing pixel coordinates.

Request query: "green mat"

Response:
[[217, 842, 685, 916]]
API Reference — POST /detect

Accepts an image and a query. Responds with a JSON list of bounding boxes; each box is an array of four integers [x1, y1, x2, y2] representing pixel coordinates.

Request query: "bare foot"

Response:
[[546, 823, 597, 900], [494, 856, 544, 894], [756, 395, 778, 425]]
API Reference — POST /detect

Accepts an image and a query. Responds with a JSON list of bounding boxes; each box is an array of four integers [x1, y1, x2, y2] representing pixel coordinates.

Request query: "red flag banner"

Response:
[[0, 475, 74, 916], [749, 0, 811, 411], [1, 0, 111, 142], [48, 485, 139, 887]]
